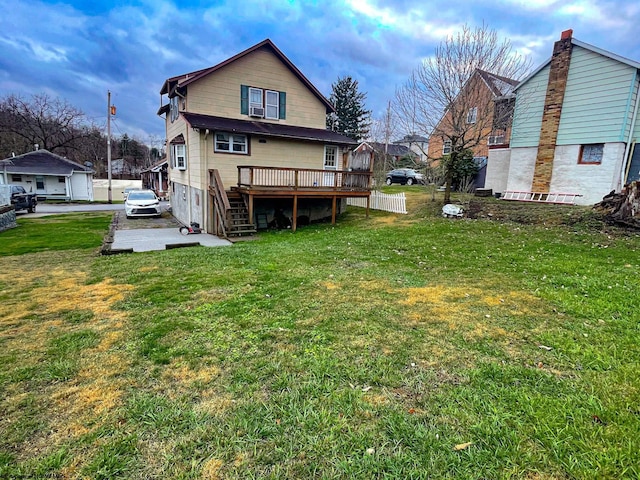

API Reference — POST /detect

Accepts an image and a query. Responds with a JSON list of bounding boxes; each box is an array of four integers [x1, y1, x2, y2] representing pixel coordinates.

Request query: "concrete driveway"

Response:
[[20, 202, 233, 253]]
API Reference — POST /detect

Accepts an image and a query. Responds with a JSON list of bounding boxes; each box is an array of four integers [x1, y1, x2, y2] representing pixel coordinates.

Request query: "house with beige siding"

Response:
[[486, 30, 640, 205], [158, 39, 368, 235]]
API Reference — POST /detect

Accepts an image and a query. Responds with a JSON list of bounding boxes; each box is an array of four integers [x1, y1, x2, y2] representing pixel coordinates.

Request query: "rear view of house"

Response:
[[486, 30, 640, 205], [158, 39, 369, 234]]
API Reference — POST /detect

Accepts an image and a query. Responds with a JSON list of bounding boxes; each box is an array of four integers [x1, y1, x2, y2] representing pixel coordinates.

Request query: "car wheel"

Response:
[[406, 178, 414, 186], [385, 178, 392, 185]]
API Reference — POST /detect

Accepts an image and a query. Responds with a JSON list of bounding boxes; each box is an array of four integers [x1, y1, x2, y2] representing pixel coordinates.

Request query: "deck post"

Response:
[[366, 194, 370, 218], [292, 195, 298, 232], [331, 196, 337, 225], [248, 194, 254, 227]]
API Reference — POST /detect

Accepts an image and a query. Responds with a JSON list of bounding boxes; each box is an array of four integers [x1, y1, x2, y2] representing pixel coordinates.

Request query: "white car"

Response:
[[122, 187, 140, 201], [124, 189, 162, 218]]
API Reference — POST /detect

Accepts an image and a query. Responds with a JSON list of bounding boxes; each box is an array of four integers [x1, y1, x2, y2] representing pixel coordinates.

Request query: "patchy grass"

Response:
[[0, 199, 638, 479]]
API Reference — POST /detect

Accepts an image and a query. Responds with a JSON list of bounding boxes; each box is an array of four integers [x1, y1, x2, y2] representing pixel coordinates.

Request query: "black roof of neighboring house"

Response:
[[394, 134, 429, 144], [182, 112, 358, 146], [360, 142, 413, 157], [0, 150, 93, 175]]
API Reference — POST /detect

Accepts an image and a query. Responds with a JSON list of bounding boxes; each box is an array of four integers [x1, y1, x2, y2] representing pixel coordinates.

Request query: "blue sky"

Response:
[[2, 0, 639, 146]]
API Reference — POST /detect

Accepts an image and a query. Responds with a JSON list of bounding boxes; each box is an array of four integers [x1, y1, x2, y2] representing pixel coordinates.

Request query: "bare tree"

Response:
[[0, 93, 86, 157], [394, 23, 530, 203]]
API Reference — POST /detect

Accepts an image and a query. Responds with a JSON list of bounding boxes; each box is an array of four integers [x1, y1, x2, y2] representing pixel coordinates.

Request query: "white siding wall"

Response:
[[69, 173, 93, 201], [505, 147, 537, 192], [549, 143, 625, 204], [485, 148, 511, 194], [505, 143, 625, 205], [170, 181, 204, 228]]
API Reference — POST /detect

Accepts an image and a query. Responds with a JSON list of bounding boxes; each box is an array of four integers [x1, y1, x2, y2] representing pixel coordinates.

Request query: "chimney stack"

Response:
[[531, 30, 574, 192]]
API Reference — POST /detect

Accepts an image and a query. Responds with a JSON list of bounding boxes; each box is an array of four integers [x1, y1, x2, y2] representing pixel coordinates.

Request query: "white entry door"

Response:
[[323, 145, 338, 186]]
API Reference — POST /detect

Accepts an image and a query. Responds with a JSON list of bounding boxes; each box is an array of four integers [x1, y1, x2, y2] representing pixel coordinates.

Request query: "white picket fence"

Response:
[[347, 191, 407, 214]]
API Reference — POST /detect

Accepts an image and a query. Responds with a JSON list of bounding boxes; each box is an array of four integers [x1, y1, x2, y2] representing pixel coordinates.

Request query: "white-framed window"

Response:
[[215, 132, 248, 154], [443, 140, 452, 155], [466, 107, 477, 124], [324, 145, 338, 169], [249, 88, 263, 109], [579, 144, 603, 164], [265, 90, 279, 119], [173, 144, 186, 170]]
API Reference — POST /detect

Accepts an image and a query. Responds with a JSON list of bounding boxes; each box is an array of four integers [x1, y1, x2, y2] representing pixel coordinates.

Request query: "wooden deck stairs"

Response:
[[226, 190, 256, 236]]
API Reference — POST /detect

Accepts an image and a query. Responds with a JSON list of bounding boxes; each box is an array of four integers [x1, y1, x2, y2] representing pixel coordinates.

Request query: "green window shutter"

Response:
[[240, 85, 249, 115], [279, 91, 286, 119]]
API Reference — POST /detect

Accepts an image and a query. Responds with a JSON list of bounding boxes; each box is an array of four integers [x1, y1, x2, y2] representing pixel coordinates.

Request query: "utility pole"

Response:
[[107, 90, 112, 203]]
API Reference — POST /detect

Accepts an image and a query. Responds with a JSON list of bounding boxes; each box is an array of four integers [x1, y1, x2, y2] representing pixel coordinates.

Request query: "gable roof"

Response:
[[515, 37, 640, 92], [355, 142, 413, 157], [159, 39, 335, 113], [476, 69, 519, 97], [0, 150, 93, 175], [182, 112, 358, 146], [393, 134, 429, 144]]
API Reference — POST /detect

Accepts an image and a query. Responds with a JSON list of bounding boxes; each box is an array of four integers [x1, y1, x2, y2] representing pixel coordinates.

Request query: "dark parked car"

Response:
[[6, 185, 37, 213], [385, 168, 424, 185]]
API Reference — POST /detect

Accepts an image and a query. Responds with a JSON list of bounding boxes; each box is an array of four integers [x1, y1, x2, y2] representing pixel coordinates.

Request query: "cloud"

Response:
[[0, 0, 639, 142]]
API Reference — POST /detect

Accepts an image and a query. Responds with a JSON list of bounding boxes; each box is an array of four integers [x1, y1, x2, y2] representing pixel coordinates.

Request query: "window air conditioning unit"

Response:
[[488, 135, 506, 146], [249, 107, 264, 118]]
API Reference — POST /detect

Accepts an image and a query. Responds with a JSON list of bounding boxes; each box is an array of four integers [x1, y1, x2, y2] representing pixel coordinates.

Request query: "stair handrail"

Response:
[[209, 169, 232, 237]]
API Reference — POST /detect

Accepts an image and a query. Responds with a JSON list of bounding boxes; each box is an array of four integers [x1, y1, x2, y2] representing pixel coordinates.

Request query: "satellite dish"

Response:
[[84, 161, 93, 167]]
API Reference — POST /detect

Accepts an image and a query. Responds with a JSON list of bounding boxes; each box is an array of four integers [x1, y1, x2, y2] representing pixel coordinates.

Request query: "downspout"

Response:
[[618, 73, 640, 191], [203, 129, 210, 232], [186, 125, 192, 225]]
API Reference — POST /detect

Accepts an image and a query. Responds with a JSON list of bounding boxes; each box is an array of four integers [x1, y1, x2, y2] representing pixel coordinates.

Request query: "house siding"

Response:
[[187, 47, 327, 129], [484, 148, 511, 194], [510, 64, 550, 148], [549, 143, 625, 204], [205, 136, 338, 189], [556, 46, 637, 144], [505, 147, 537, 193], [505, 143, 625, 205]]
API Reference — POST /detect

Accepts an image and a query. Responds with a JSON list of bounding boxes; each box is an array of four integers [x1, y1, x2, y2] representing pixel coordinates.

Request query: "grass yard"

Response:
[[0, 196, 638, 479]]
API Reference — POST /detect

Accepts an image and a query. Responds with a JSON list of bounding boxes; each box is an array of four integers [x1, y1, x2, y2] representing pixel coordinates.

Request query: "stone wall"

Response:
[[0, 206, 17, 232]]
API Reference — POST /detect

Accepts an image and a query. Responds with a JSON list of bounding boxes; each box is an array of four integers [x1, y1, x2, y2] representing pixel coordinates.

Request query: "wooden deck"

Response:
[[209, 167, 373, 234]]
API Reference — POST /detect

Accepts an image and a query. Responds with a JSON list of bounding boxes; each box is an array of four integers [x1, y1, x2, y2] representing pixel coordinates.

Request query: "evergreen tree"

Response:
[[327, 76, 371, 141]]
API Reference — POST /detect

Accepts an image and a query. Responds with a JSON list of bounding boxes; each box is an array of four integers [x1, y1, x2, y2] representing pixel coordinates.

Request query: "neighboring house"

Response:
[[141, 159, 168, 199], [393, 134, 429, 162], [158, 39, 368, 234], [427, 68, 518, 166], [354, 141, 415, 167], [0, 149, 94, 201], [485, 30, 640, 205]]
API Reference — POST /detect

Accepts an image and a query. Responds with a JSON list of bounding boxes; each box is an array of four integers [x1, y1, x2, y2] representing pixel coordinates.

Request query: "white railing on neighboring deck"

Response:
[[347, 191, 407, 214]]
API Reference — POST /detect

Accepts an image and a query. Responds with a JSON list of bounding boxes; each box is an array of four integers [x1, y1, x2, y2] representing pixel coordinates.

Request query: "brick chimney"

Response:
[[531, 29, 573, 192]]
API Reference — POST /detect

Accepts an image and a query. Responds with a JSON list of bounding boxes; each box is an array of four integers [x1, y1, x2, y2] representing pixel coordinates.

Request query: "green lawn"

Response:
[[0, 199, 638, 479]]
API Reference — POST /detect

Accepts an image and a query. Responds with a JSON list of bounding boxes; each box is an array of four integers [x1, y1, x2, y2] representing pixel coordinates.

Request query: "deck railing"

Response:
[[237, 166, 372, 191]]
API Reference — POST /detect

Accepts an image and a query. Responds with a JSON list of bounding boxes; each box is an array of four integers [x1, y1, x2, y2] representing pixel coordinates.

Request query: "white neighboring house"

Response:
[[0, 149, 94, 201]]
